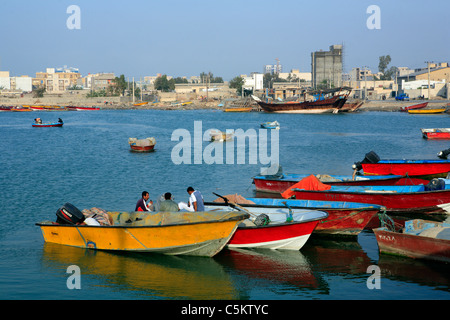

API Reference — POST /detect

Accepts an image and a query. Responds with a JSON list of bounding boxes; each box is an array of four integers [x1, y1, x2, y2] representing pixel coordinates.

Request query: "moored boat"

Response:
[[253, 172, 429, 194], [400, 102, 428, 112], [408, 107, 447, 114], [373, 215, 450, 263], [36, 203, 249, 257], [353, 151, 450, 178], [252, 87, 351, 114], [32, 118, 64, 127], [260, 121, 280, 129], [67, 106, 100, 111], [292, 179, 450, 215], [210, 197, 383, 237], [0, 105, 12, 111], [224, 107, 253, 112], [421, 128, 450, 140], [128, 137, 156, 152], [204, 202, 328, 250], [210, 130, 233, 142]]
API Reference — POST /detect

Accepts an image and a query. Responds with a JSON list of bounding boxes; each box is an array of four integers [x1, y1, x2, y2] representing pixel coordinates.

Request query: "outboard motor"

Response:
[[438, 148, 450, 159], [352, 151, 380, 171], [424, 178, 446, 191], [56, 203, 85, 225]]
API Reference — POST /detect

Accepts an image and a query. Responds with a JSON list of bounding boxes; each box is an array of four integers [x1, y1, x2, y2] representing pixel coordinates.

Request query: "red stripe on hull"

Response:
[[314, 208, 379, 236], [362, 163, 450, 176]]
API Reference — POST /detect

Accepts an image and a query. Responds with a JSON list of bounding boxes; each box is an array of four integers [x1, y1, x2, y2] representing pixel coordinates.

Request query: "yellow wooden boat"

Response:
[[133, 101, 149, 106], [224, 107, 253, 112], [408, 108, 447, 114], [36, 210, 249, 257]]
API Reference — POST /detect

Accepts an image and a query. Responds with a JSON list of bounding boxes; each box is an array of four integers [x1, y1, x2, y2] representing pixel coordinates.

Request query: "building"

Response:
[[278, 69, 311, 82], [0, 71, 33, 92], [83, 73, 115, 91], [34, 67, 81, 92], [242, 73, 264, 92], [264, 61, 282, 75], [311, 45, 343, 88]]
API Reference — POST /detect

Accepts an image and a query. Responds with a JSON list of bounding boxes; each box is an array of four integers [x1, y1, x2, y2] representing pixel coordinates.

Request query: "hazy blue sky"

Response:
[[1, 0, 449, 80]]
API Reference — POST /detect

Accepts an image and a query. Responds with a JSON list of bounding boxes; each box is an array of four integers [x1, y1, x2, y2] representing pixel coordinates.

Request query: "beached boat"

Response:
[[0, 106, 12, 111], [204, 202, 328, 250], [373, 215, 450, 263], [253, 173, 429, 194], [260, 121, 280, 129], [133, 102, 149, 106], [67, 106, 100, 111], [400, 102, 428, 112], [224, 107, 253, 112], [210, 197, 382, 237], [251, 87, 351, 114], [421, 128, 450, 140], [340, 100, 364, 112], [292, 179, 450, 215], [128, 137, 156, 152], [353, 151, 450, 178], [210, 130, 233, 142], [32, 121, 64, 127], [11, 106, 31, 112], [408, 107, 447, 114], [36, 204, 249, 257]]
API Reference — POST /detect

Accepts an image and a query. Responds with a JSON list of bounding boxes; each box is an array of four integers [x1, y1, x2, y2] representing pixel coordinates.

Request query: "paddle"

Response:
[[281, 201, 294, 222]]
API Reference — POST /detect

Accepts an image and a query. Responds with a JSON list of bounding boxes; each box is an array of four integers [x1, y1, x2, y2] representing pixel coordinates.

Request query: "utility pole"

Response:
[[132, 77, 135, 104], [425, 61, 431, 100], [363, 66, 368, 100]]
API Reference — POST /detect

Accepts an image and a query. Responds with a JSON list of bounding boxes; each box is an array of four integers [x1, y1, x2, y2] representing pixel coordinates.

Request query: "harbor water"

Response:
[[0, 109, 449, 301]]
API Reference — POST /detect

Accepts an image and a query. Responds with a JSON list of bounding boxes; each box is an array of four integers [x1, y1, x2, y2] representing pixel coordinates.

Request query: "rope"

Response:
[[378, 211, 403, 232]]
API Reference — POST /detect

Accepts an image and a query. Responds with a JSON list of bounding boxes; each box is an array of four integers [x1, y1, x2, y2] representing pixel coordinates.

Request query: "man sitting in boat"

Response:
[[35, 118, 42, 124], [179, 187, 205, 212], [159, 192, 180, 212], [135, 191, 154, 211], [58, 118, 63, 124]]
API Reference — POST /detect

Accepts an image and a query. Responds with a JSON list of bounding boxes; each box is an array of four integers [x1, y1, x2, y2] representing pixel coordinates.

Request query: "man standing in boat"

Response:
[[135, 191, 154, 211], [178, 187, 205, 212]]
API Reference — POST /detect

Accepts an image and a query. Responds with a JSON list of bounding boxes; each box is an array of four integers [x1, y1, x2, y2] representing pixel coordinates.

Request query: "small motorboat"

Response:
[[260, 121, 280, 129], [408, 107, 447, 114], [32, 118, 64, 127], [374, 214, 450, 263], [36, 202, 249, 257], [400, 102, 428, 112], [205, 194, 328, 250], [209, 130, 233, 142], [421, 128, 450, 140], [128, 137, 156, 152]]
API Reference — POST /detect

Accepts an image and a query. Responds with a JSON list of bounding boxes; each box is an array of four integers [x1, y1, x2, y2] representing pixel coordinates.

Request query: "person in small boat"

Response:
[[58, 118, 63, 124], [159, 192, 180, 212], [135, 191, 154, 212], [35, 118, 42, 124], [178, 187, 205, 212]]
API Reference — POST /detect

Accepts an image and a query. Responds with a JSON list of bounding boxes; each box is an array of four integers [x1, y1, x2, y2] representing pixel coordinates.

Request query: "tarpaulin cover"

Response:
[[281, 174, 331, 199]]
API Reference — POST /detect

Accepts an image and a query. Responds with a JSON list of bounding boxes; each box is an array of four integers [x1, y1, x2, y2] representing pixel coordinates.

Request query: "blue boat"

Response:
[[260, 121, 280, 129]]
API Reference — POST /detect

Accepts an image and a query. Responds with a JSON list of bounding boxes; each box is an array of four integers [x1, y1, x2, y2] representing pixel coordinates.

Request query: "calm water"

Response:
[[1, 109, 449, 301]]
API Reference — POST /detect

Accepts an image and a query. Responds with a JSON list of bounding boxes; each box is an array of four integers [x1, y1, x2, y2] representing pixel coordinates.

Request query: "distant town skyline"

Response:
[[1, 0, 449, 80]]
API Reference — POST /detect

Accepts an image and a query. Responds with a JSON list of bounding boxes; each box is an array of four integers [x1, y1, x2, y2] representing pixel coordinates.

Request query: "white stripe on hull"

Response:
[[227, 234, 311, 251], [436, 203, 450, 214]]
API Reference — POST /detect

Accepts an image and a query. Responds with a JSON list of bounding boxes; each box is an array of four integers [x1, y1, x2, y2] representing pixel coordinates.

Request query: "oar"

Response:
[[212, 192, 257, 218], [281, 201, 294, 222]]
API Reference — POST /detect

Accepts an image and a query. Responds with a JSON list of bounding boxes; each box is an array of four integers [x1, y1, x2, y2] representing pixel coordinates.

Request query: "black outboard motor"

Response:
[[56, 203, 85, 225], [352, 151, 380, 171], [438, 148, 450, 159], [424, 178, 446, 191]]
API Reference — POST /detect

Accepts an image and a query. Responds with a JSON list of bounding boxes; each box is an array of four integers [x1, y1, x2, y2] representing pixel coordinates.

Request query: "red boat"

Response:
[[400, 102, 428, 112], [253, 173, 428, 194], [374, 217, 450, 263], [292, 183, 450, 215], [421, 128, 450, 140], [128, 137, 156, 152], [353, 151, 450, 178], [204, 203, 328, 250], [67, 106, 100, 111]]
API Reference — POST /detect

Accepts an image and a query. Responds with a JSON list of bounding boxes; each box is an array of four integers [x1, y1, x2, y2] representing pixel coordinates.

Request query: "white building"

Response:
[[242, 73, 264, 91]]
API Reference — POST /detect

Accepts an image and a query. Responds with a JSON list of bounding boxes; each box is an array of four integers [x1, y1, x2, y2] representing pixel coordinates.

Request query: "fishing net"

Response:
[[254, 214, 270, 226]]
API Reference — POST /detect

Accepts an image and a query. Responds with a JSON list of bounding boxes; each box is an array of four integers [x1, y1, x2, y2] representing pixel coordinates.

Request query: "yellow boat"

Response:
[[408, 108, 447, 114], [224, 107, 253, 112], [133, 101, 149, 106], [36, 210, 249, 257]]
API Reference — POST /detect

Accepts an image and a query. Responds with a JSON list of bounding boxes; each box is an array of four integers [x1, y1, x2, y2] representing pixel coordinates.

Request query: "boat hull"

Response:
[[253, 174, 428, 194], [373, 227, 450, 263], [422, 129, 450, 140], [32, 123, 63, 127], [400, 102, 428, 112], [361, 161, 450, 177], [408, 108, 446, 114], [293, 188, 450, 214], [36, 211, 248, 257], [130, 145, 155, 152]]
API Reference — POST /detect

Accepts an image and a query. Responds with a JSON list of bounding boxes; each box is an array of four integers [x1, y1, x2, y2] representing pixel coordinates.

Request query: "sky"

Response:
[[0, 0, 449, 80]]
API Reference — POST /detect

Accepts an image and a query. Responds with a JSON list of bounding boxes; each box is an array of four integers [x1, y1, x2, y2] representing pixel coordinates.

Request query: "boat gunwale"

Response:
[[291, 187, 450, 196], [36, 211, 249, 229]]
